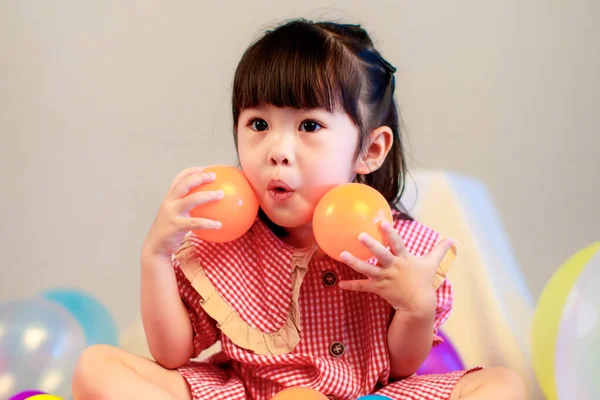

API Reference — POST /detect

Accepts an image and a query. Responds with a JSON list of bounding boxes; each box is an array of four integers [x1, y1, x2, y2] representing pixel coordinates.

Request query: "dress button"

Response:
[[322, 271, 338, 287], [329, 341, 345, 357]]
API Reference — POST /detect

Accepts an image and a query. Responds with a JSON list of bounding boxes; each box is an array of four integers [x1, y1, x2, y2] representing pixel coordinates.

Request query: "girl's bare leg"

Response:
[[72, 344, 193, 400], [450, 367, 527, 400]]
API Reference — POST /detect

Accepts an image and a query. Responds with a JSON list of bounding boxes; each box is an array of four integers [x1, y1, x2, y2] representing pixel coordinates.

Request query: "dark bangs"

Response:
[[232, 21, 363, 129]]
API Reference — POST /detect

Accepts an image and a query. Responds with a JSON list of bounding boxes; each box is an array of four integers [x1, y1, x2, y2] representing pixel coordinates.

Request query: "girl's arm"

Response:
[[387, 278, 454, 380], [338, 222, 456, 381], [139, 167, 223, 369], [386, 298, 436, 380], [140, 249, 194, 369]]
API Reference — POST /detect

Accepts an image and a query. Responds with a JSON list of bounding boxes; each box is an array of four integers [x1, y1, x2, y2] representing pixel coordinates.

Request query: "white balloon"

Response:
[[0, 298, 87, 399], [555, 250, 600, 400]]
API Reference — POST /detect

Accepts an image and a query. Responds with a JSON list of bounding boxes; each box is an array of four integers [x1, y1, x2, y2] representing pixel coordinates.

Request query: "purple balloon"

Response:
[[8, 390, 47, 400], [417, 330, 465, 375]]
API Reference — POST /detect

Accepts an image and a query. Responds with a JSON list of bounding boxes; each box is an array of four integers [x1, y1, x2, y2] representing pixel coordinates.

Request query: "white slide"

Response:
[[401, 170, 542, 398]]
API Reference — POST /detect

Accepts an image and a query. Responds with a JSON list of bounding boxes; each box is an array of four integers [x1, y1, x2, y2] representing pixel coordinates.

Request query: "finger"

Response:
[[171, 171, 217, 199], [169, 167, 205, 191], [357, 232, 395, 266], [178, 190, 224, 214], [380, 221, 406, 256], [427, 238, 456, 266], [340, 251, 384, 279], [338, 279, 376, 293], [179, 216, 222, 231]]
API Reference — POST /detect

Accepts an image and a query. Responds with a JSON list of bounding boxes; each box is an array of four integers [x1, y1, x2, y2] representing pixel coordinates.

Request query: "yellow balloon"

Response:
[[27, 396, 63, 400], [531, 241, 600, 400]]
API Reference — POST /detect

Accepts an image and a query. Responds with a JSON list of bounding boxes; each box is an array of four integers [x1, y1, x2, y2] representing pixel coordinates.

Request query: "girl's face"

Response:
[[237, 104, 361, 229]]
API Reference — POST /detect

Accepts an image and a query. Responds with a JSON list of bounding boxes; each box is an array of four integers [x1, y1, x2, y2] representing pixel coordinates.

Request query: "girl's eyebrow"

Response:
[[239, 108, 265, 117], [241, 106, 270, 114]]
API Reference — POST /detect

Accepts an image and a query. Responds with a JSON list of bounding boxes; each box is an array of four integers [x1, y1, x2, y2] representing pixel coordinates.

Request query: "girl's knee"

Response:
[[452, 367, 527, 399], [478, 367, 527, 399], [491, 367, 527, 396], [75, 344, 123, 371], [72, 344, 123, 399]]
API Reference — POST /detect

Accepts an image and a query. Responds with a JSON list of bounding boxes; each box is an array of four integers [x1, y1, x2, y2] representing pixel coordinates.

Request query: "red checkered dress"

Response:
[[172, 215, 480, 400]]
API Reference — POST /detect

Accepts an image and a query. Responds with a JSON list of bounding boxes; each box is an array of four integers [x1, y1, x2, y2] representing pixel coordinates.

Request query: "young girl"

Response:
[[73, 19, 525, 400]]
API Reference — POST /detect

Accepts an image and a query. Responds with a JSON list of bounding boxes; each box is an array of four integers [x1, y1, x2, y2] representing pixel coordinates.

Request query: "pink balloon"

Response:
[[417, 330, 465, 375]]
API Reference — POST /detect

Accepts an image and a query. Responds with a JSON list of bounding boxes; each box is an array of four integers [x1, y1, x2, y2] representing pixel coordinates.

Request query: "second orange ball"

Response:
[[312, 183, 394, 262]]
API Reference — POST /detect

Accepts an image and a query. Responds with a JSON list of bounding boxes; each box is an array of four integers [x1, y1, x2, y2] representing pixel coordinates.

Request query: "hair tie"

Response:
[[378, 54, 397, 74]]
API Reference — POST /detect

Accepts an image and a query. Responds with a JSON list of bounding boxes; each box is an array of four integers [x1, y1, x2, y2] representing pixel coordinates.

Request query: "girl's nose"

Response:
[[270, 151, 292, 166], [267, 135, 295, 166]]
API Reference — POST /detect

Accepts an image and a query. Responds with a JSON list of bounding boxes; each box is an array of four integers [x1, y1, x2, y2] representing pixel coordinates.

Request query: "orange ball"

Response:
[[270, 387, 329, 400], [188, 165, 259, 243], [313, 183, 393, 261]]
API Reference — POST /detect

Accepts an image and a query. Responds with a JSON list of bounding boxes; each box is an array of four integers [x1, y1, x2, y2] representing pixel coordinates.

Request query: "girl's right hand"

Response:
[[142, 166, 224, 259]]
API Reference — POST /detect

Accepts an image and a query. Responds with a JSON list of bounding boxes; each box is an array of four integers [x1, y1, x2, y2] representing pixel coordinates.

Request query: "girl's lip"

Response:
[[268, 189, 294, 201], [267, 179, 294, 192], [267, 179, 295, 201]]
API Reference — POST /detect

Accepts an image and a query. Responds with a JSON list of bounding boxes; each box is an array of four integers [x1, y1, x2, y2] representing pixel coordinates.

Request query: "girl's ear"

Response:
[[354, 126, 394, 175]]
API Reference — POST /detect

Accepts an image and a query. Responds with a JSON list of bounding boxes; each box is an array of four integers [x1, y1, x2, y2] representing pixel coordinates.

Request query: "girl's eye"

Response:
[[300, 120, 322, 133], [249, 119, 268, 131]]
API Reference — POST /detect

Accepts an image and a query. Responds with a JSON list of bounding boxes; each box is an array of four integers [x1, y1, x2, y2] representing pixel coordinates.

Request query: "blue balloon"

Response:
[[41, 288, 118, 347], [357, 396, 391, 399]]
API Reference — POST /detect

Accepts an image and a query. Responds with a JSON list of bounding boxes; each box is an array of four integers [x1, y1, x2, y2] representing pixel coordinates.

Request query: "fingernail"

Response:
[[380, 221, 392, 230], [215, 190, 224, 198], [213, 221, 222, 229]]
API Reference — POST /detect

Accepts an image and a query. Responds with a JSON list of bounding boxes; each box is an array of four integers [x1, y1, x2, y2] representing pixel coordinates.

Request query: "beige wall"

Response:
[[1, 1, 598, 331]]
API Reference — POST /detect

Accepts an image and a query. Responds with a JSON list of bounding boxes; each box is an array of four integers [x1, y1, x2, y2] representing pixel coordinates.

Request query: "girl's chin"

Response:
[[261, 207, 313, 229]]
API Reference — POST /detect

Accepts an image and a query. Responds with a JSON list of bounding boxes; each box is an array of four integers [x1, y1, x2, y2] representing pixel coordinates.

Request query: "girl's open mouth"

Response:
[[267, 180, 294, 201]]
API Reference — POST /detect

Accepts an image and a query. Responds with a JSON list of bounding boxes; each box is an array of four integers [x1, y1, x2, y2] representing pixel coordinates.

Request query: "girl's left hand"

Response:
[[338, 221, 455, 315]]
